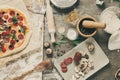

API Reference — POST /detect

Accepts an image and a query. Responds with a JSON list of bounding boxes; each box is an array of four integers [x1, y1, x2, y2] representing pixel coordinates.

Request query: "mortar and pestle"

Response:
[[76, 16, 106, 37]]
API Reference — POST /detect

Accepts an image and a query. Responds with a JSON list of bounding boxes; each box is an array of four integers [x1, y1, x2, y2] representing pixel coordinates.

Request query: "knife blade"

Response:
[[46, 0, 56, 43]]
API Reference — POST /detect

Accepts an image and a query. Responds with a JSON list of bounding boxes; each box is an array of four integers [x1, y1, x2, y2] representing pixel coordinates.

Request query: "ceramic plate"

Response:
[[54, 37, 109, 80], [50, 0, 77, 9]]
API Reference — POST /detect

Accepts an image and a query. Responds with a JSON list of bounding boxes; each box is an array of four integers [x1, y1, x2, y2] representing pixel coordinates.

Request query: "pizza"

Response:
[[0, 6, 31, 58]]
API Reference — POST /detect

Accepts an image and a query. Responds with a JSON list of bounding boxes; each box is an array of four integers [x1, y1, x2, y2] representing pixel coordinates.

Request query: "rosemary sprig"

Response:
[[53, 35, 81, 46]]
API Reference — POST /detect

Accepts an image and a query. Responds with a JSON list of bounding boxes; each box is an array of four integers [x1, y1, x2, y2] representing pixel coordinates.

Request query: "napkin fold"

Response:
[[100, 6, 120, 50], [108, 30, 120, 50]]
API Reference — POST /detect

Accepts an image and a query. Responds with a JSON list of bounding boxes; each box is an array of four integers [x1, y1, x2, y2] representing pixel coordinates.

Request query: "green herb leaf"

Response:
[[12, 16, 18, 24], [0, 41, 4, 46], [53, 41, 67, 46], [12, 34, 17, 41], [20, 27, 26, 34], [0, 28, 4, 31]]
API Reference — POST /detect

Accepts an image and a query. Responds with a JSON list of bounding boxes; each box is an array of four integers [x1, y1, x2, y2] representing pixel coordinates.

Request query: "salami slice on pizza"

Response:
[[0, 6, 32, 58]]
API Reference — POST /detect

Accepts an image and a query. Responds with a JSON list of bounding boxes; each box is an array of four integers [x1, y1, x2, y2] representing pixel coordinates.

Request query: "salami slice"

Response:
[[61, 67, 67, 73], [64, 57, 73, 65], [60, 62, 67, 69], [10, 10, 15, 16]]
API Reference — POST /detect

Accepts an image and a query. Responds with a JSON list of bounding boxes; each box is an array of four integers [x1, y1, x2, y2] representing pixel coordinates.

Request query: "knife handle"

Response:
[[50, 32, 55, 43]]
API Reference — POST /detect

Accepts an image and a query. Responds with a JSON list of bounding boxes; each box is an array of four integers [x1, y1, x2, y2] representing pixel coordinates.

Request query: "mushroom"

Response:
[[46, 48, 53, 57], [87, 43, 95, 52], [44, 41, 50, 48]]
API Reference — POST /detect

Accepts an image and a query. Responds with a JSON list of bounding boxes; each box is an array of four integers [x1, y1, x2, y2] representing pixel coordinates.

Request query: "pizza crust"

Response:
[[0, 5, 32, 58]]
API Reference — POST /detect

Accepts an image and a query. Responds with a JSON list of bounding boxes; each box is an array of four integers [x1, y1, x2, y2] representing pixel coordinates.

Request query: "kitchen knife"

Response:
[[46, 0, 56, 43]]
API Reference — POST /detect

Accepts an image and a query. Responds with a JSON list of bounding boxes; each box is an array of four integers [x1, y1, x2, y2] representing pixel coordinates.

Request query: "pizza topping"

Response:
[[20, 27, 26, 34], [4, 21, 7, 23], [10, 10, 15, 16], [3, 38, 9, 43], [17, 16, 23, 21], [16, 13, 19, 16], [8, 26, 11, 29], [18, 34, 24, 40], [11, 30, 16, 34], [12, 34, 17, 41], [4, 15, 9, 20], [1, 46, 6, 52], [1, 32, 7, 36], [5, 27, 11, 31], [18, 21, 23, 26], [16, 39, 19, 42], [0, 12, 3, 17], [12, 16, 18, 25], [0, 34, 1, 39], [0, 28, 4, 31], [18, 30, 21, 33], [0, 19, 4, 25], [0, 41, 4, 46], [8, 18, 13, 23], [10, 39, 16, 45], [2, 11, 5, 14], [9, 44, 14, 50]]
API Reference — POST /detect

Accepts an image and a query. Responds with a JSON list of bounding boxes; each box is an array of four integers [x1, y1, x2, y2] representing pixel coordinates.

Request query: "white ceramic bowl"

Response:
[[50, 0, 77, 9]]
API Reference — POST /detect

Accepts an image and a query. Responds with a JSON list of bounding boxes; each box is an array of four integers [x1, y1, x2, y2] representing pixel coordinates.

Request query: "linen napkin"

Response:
[[108, 30, 120, 50], [100, 6, 120, 50]]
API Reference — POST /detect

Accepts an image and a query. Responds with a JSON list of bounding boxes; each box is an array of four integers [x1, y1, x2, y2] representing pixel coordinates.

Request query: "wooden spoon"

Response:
[[12, 59, 52, 80]]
